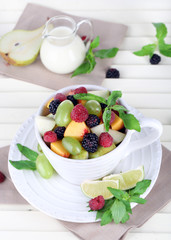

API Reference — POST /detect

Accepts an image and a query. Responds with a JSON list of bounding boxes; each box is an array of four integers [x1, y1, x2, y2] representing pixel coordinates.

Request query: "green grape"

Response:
[[71, 149, 89, 159], [62, 137, 82, 155], [37, 143, 43, 153], [85, 100, 102, 117], [36, 153, 54, 179], [55, 100, 74, 127]]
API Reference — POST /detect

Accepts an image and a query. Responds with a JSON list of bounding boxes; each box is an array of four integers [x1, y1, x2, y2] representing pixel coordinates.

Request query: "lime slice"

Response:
[[81, 180, 119, 199], [103, 166, 144, 190]]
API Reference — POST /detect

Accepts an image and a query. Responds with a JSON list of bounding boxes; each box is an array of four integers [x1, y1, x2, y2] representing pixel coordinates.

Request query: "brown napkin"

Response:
[[0, 145, 171, 240], [0, 3, 127, 89]]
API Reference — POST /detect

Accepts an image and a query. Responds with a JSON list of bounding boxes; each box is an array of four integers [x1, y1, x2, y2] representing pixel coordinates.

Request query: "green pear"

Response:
[[0, 25, 44, 66]]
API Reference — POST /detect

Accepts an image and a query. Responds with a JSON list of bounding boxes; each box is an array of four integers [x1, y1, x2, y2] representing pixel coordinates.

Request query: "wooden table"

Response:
[[0, 0, 171, 239]]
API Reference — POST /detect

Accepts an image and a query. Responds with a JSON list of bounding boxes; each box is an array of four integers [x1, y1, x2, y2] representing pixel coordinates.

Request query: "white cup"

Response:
[[35, 85, 163, 185]]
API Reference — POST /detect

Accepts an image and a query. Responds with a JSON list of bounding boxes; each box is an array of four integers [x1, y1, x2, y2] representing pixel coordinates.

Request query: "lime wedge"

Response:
[[103, 166, 144, 190], [81, 180, 119, 199]]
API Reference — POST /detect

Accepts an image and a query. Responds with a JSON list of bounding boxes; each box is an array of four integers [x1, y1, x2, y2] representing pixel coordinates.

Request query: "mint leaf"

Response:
[[74, 93, 106, 104], [129, 180, 151, 196], [121, 200, 132, 214], [9, 160, 36, 170], [71, 61, 91, 77], [17, 143, 38, 161], [121, 212, 130, 223], [133, 44, 156, 57], [90, 36, 100, 49], [153, 23, 167, 41], [103, 108, 111, 132], [119, 111, 141, 132], [111, 199, 126, 224], [159, 40, 171, 57], [129, 196, 146, 204], [111, 105, 128, 112], [94, 48, 119, 59], [96, 199, 114, 220], [108, 187, 129, 201], [100, 209, 113, 226], [107, 91, 122, 107]]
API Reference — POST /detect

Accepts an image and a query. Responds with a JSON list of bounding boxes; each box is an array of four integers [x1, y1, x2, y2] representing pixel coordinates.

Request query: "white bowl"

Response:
[[35, 85, 163, 185]]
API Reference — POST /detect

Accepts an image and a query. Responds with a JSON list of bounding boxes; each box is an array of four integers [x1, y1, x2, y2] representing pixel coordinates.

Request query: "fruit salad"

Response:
[[35, 86, 132, 160]]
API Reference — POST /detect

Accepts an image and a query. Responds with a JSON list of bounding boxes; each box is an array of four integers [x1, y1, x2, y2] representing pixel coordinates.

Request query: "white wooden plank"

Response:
[[126, 233, 171, 240]]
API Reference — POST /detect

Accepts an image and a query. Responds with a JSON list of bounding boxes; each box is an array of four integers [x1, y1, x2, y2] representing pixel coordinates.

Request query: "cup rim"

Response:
[[34, 85, 134, 163]]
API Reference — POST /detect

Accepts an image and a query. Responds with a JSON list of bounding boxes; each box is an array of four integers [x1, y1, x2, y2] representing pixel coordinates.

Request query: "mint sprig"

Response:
[[72, 36, 118, 77], [92, 179, 151, 226], [133, 22, 171, 58]]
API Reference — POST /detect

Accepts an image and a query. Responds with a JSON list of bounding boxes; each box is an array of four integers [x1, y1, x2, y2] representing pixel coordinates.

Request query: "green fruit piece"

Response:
[[36, 153, 54, 179], [89, 143, 116, 159], [71, 149, 89, 159], [85, 100, 102, 117], [62, 137, 82, 155], [37, 143, 43, 153], [55, 100, 74, 127], [88, 90, 110, 99]]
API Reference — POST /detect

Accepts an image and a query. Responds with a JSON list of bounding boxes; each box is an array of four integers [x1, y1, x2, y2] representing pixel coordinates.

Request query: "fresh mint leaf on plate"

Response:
[[119, 111, 141, 132], [129, 196, 146, 204], [103, 107, 111, 132], [111, 199, 126, 224], [133, 44, 156, 57], [107, 91, 122, 107], [101, 209, 113, 226], [9, 160, 36, 170], [153, 23, 167, 41], [159, 40, 171, 57], [111, 105, 128, 112], [94, 48, 119, 59], [74, 93, 107, 104], [17, 143, 38, 161], [129, 179, 151, 196]]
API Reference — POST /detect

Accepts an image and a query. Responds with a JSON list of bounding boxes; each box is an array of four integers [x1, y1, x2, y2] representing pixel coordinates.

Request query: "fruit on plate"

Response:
[[36, 153, 54, 179], [70, 149, 89, 159], [103, 165, 144, 190], [55, 100, 74, 127], [85, 100, 102, 117], [89, 143, 116, 158], [81, 179, 119, 199], [46, 98, 54, 108], [35, 116, 55, 136], [64, 120, 90, 141], [62, 137, 82, 155], [110, 114, 124, 131], [88, 90, 110, 99], [50, 140, 70, 158], [91, 123, 125, 145], [0, 25, 44, 66]]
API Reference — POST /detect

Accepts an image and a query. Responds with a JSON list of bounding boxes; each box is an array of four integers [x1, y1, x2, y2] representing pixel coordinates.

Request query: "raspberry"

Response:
[[89, 195, 105, 211], [82, 133, 98, 153], [100, 103, 107, 110], [49, 99, 61, 115], [99, 132, 113, 148], [74, 86, 87, 94], [81, 36, 87, 41], [67, 95, 78, 106], [54, 127, 66, 140], [71, 104, 89, 122], [110, 111, 115, 124], [54, 93, 66, 102], [106, 68, 120, 78], [43, 131, 57, 143], [85, 114, 100, 128], [0, 171, 6, 183], [150, 54, 161, 65]]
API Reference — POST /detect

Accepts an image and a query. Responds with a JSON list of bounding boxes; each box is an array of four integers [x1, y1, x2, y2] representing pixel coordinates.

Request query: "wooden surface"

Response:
[[0, 0, 171, 239]]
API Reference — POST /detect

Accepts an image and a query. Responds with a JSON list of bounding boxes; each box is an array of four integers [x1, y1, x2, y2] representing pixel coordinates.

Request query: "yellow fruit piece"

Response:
[[50, 141, 70, 158], [47, 97, 54, 108], [111, 114, 124, 131], [78, 99, 87, 105], [64, 121, 90, 141]]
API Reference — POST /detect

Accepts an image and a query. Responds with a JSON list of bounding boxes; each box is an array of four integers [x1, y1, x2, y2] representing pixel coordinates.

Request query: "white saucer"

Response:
[[8, 115, 162, 223]]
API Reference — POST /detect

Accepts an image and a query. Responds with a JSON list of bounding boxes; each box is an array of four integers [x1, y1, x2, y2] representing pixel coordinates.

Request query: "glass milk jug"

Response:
[[40, 16, 93, 74]]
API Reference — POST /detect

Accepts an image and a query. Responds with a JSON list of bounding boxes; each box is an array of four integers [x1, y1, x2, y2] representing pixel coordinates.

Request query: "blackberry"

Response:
[[100, 103, 107, 110], [54, 127, 66, 140], [85, 114, 100, 128], [0, 171, 6, 183], [106, 68, 120, 78], [150, 54, 161, 65], [82, 133, 98, 153], [49, 99, 61, 115], [67, 95, 78, 106]]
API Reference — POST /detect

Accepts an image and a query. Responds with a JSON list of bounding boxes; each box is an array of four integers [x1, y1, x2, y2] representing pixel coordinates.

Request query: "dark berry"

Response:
[[106, 68, 120, 78], [89, 195, 105, 211], [74, 86, 87, 94], [150, 54, 161, 65], [43, 131, 57, 143], [67, 95, 78, 106], [49, 99, 61, 115], [71, 104, 89, 122], [0, 171, 6, 183], [54, 93, 66, 102], [85, 114, 100, 128], [82, 133, 98, 153], [99, 132, 113, 148], [54, 127, 66, 140], [100, 103, 107, 110]]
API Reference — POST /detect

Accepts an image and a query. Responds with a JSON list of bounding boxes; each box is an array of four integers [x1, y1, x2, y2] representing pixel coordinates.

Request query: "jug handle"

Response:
[[76, 19, 93, 51], [123, 117, 163, 158]]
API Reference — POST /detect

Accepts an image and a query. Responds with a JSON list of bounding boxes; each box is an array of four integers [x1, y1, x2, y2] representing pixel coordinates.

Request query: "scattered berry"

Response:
[[100, 103, 107, 110], [150, 54, 161, 65], [81, 36, 87, 41], [85, 114, 100, 128], [54, 93, 66, 102], [99, 132, 113, 148], [0, 171, 6, 183], [110, 111, 115, 124], [54, 126, 66, 140], [106, 68, 120, 78], [49, 99, 61, 115], [82, 133, 98, 153], [89, 195, 105, 211], [43, 131, 57, 143], [67, 95, 78, 106], [71, 104, 89, 122], [74, 86, 87, 94]]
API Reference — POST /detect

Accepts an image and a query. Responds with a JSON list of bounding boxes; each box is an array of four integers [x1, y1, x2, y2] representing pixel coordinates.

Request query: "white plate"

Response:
[[8, 115, 162, 223]]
